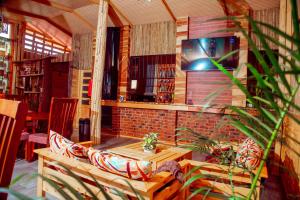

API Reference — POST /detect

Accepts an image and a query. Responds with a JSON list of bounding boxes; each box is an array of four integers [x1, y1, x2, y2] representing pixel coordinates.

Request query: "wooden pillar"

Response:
[[232, 16, 249, 107], [90, 0, 109, 144]]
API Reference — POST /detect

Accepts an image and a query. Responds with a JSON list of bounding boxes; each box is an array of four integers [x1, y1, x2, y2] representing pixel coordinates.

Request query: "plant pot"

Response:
[[144, 148, 156, 154]]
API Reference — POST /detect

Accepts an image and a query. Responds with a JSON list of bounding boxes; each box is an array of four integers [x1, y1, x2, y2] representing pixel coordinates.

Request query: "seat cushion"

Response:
[[28, 133, 48, 144], [88, 148, 152, 181], [49, 130, 88, 161], [20, 131, 30, 141], [235, 138, 263, 170]]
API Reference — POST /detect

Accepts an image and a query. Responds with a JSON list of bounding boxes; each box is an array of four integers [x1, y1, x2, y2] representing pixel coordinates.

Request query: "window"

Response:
[[24, 27, 70, 57]]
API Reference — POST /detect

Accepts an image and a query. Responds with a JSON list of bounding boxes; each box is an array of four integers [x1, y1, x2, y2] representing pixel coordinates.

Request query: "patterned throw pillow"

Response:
[[49, 130, 88, 161], [235, 138, 263, 170], [88, 148, 152, 180]]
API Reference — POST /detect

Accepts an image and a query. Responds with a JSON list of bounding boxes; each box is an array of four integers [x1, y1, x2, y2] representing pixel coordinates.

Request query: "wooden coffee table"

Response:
[[107, 142, 192, 170]]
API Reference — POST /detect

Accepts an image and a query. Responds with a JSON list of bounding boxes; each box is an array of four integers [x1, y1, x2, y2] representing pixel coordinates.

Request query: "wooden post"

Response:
[[90, 0, 109, 144]]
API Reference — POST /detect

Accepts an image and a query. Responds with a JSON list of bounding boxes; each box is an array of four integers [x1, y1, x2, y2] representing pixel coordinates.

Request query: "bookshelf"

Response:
[[14, 57, 52, 111]]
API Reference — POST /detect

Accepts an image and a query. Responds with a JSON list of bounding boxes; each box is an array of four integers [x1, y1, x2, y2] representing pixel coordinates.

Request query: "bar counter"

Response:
[[101, 100, 257, 115]]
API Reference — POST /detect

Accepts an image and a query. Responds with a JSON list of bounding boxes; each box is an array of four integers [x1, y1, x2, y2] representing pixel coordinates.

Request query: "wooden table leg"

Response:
[[37, 155, 45, 197]]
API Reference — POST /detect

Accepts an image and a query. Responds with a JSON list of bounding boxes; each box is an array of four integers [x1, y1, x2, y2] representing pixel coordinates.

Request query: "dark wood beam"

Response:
[[4, 6, 72, 36], [108, 4, 123, 27], [161, 0, 176, 21]]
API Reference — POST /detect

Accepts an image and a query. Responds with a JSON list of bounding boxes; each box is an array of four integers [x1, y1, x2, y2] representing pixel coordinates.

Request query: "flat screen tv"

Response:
[[181, 36, 240, 71]]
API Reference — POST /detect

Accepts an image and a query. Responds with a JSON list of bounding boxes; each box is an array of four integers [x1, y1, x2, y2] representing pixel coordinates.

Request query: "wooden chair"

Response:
[[0, 99, 28, 200], [26, 98, 78, 161]]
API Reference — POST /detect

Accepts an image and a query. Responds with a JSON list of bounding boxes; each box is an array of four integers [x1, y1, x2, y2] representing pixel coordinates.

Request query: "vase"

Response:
[[144, 148, 156, 154]]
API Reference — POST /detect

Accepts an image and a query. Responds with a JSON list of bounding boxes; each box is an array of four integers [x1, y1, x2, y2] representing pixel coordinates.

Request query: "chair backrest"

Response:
[[0, 99, 28, 199], [48, 98, 78, 139]]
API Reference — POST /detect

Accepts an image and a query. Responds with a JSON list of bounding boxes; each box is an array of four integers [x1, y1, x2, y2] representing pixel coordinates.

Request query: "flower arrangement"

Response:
[[142, 133, 158, 153]]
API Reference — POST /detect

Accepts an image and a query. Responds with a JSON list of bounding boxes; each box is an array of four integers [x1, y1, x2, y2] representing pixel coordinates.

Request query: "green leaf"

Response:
[[57, 165, 99, 200], [0, 188, 34, 200], [246, 63, 280, 114], [9, 173, 28, 187], [35, 174, 74, 200], [182, 174, 206, 189], [230, 120, 266, 148], [229, 106, 273, 134], [249, 17, 292, 95], [187, 187, 212, 200], [49, 175, 85, 200], [261, 108, 278, 124], [232, 17, 284, 98]]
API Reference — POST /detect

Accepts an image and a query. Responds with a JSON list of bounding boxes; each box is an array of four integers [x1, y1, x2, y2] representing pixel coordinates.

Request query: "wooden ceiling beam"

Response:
[[217, 0, 251, 16], [87, 0, 133, 27], [30, 0, 73, 13], [108, 4, 123, 27], [26, 22, 71, 50], [30, 0, 96, 30], [161, 0, 176, 21], [4, 6, 72, 36]]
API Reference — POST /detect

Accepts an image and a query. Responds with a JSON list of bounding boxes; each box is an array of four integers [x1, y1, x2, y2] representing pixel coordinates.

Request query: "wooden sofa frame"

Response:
[[34, 147, 183, 200], [179, 160, 268, 199], [34, 143, 268, 200]]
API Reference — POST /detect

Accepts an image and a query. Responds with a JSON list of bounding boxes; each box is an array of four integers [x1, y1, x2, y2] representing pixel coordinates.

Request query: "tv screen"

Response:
[[181, 36, 240, 71]]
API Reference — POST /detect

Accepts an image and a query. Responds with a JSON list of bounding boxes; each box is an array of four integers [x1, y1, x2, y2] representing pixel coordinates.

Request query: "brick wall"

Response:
[[111, 107, 244, 143], [177, 111, 244, 142], [112, 107, 177, 142]]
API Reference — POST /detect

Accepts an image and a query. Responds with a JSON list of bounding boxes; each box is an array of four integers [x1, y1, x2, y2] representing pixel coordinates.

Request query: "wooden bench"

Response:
[[34, 148, 183, 200], [34, 142, 267, 200], [178, 159, 268, 200]]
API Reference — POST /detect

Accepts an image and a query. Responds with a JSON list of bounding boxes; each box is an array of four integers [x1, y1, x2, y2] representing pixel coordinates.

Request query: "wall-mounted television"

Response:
[[181, 36, 240, 71]]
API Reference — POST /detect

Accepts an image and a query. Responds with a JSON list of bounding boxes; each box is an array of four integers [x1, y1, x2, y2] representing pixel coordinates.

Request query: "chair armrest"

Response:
[[78, 141, 94, 147]]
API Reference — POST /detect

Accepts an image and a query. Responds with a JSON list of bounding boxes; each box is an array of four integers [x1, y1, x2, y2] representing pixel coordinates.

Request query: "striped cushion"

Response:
[[49, 130, 88, 161], [235, 138, 263, 170], [88, 148, 152, 180]]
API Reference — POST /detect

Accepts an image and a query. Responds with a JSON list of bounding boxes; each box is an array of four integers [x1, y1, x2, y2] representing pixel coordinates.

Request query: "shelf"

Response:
[[16, 86, 25, 89], [24, 91, 41, 94], [13, 56, 54, 63], [19, 73, 44, 77]]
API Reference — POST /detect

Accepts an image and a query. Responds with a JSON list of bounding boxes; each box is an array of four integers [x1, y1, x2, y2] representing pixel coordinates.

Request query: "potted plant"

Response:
[[142, 133, 158, 154]]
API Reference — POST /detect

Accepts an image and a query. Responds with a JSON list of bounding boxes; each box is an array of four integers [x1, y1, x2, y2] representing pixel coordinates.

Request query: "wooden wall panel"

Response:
[[72, 33, 94, 70], [189, 16, 234, 39], [279, 0, 300, 196], [251, 7, 280, 50], [187, 16, 248, 107], [186, 71, 232, 105], [130, 21, 176, 56], [118, 26, 130, 99], [174, 17, 188, 104]]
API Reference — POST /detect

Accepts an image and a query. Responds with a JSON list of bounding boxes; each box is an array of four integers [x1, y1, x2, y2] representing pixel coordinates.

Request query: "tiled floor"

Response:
[[9, 136, 284, 200]]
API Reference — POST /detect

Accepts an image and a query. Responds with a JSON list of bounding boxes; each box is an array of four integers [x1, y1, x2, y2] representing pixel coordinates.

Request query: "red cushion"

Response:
[[28, 133, 48, 144]]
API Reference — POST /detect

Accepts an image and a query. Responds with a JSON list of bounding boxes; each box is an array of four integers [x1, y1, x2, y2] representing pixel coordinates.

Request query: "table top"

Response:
[[26, 111, 49, 121], [107, 142, 192, 169]]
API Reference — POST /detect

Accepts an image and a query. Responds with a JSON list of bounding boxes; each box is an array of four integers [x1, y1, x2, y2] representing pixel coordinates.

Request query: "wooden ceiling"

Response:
[[2, 0, 280, 48]]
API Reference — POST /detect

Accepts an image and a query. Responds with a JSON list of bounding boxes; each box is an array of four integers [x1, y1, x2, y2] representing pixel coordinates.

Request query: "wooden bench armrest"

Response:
[[179, 159, 268, 179], [78, 141, 94, 147]]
